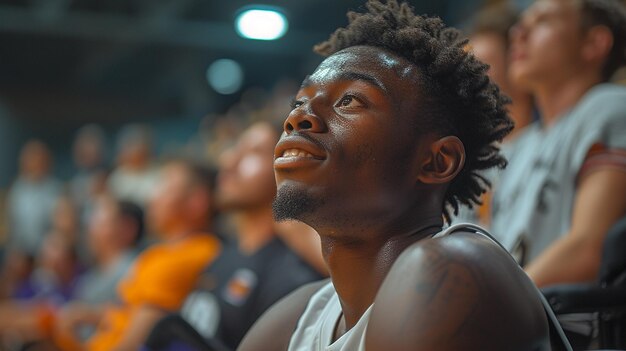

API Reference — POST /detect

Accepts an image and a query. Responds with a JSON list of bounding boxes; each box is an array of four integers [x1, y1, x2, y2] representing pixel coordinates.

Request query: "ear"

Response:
[[416, 136, 465, 185], [581, 25, 613, 64]]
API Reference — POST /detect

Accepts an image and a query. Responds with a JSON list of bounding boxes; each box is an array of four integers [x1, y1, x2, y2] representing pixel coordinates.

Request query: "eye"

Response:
[[337, 95, 364, 108], [290, 99, 303, 110]]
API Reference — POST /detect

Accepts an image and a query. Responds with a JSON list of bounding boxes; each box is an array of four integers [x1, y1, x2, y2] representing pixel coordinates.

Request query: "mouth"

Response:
[[274, 136, 326, 170]]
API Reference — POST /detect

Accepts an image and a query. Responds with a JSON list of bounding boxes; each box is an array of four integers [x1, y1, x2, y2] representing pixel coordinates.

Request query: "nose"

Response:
[[283, 105, 326, 134], [509, 22, 526, 43]]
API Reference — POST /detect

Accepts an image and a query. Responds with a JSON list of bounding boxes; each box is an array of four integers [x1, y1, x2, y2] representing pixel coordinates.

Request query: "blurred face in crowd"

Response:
[[509, 0, 586, 89], [471, 32, 510, 94], [20, 140, 52, 180], [118, 141, 151, 170], [148, 162, 193, 236], [39, 233, 75, 282], [217, 123, 278, 211], [53, 196, 79, 237], [88, 196, 134, 260], [73, 133, 104, 170]]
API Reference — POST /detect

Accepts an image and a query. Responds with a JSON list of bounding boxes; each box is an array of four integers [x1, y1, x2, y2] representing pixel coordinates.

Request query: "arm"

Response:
[[238, 279, 328, 351], [111, 305, 165, 351], [55, 302, 106, 339], [526, 169, 626, 287], [367, 233, 549, 351]]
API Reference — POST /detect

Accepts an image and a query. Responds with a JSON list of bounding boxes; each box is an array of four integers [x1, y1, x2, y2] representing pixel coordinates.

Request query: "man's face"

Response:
[[509, 0, 585, 89], [273, 46, 426, 233], [148, 163, 190, 235], [217, 123, 277, 211], [88, 197, 120, 253]]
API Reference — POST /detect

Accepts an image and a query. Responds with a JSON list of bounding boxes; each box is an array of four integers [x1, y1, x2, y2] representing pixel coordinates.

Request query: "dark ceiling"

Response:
[[0, 0, 483, 125]]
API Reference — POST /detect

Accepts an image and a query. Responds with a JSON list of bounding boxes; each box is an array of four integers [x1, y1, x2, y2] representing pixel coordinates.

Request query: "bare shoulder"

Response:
[[367, 232, 550, 351], [237, 279, 329, 351]]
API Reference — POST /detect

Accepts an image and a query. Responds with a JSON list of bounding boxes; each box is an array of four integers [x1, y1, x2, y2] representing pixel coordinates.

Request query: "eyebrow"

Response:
[[300, 71, 388, 94]]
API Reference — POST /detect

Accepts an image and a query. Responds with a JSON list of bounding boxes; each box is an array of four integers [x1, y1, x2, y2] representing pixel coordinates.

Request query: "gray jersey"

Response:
[[491, 83, 626, 264]]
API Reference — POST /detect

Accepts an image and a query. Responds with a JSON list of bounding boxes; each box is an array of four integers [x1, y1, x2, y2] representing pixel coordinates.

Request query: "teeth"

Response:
[[282, 148, 314, 158]]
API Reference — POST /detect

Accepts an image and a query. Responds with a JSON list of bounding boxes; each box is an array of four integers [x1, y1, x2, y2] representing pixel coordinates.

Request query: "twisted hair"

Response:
[[314, 0, 513, 221]]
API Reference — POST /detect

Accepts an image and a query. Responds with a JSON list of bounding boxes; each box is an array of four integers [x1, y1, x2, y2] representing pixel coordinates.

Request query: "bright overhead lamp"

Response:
[[235, 7, 288, 41]]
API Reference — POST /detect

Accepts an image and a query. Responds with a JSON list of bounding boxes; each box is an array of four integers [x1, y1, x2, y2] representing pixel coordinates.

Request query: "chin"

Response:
[[272, 182, 318, 223]]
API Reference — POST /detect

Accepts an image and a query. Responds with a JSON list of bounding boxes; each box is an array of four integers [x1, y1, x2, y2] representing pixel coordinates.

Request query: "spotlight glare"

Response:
[[235, 8, 288, 41]]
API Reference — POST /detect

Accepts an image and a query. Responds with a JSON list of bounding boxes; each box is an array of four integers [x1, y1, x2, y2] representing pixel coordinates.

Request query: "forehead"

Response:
[[525, 0, 580, 20], [304, 46, 420, 92]]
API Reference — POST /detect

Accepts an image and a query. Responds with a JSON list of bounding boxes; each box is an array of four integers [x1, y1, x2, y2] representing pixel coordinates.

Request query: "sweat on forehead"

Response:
[[304, 46, 420, 87]]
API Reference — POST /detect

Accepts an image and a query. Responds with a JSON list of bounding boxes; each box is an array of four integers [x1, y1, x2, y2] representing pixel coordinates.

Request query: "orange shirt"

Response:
[[85, 233, 220, 351]]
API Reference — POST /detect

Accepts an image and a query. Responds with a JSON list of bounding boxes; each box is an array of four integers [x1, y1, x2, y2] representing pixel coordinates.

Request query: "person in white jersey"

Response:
[[238, 1, 551, 350], [490, 0, 626, 287]]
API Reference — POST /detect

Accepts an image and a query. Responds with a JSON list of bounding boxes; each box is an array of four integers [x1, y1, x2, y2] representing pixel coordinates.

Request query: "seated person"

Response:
[[55, 197, 143, 342], [0, 232, 81, 345], [55, 159, 221, 351], [490, 0, 626, 287], [238, 1, 551, 350], [0, 197, 141, 347], [145, 122, 324, 351]]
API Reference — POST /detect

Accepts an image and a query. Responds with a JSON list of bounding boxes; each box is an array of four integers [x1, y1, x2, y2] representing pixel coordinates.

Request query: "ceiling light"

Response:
[[235, 7, 288, 41]]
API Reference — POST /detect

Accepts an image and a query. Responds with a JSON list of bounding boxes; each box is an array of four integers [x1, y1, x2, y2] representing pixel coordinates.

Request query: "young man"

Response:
[[491, 0, 626, 287], [238, 1, 551, 350]]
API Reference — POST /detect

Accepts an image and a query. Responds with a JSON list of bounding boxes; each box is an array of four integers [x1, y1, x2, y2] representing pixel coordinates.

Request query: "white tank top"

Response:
[[287, 224, 476, 351]]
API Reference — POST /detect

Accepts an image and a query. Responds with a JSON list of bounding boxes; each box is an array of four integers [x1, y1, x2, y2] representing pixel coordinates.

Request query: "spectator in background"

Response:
[[0, 233, 80, 345], [468, 3, 534, 140], [50, 195, 80, 248], [0, 197, 143, 349], [7, 140, 62, 256], [145, 122, 323, 351], [13, 232, 79, 303], [453, 4, 536, 226], [491, 0, 626, 287], [108, 124, 159, 208], [70, 124, 108, 230], [53, 197, 143, 345], [73, 159, 221, 351], [0, 250, 34, 299]]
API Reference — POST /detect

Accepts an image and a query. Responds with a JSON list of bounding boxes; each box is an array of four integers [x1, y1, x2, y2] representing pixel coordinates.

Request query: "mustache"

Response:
[[281, 130, 327, 152]]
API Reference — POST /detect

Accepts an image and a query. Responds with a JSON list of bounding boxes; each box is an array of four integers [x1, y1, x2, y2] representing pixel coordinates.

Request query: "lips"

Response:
[[281, 148, 316, 158], [274, 136, 326, 169]]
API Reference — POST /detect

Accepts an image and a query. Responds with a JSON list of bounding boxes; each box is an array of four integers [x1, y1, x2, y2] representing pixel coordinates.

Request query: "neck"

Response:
[[534, 74, 602, 127], [234, 206, 276, 254], [320, 213, 442, 333], [164, 221, 207, 241]]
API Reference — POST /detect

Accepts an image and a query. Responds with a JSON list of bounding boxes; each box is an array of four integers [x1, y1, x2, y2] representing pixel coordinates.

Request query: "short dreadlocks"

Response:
[[314, 0, 513, 221]]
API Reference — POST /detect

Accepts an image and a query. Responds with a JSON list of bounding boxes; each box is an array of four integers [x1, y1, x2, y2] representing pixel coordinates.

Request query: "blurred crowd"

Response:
[[0, 0, 624, 350], [0, 79, 327, 350]]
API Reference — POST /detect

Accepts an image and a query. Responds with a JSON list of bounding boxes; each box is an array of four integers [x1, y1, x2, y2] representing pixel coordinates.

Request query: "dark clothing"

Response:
[[178, 237, 323, 350]]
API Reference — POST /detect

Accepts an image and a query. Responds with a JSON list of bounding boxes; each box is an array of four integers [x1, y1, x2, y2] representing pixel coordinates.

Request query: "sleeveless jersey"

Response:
[[287, 224, 571, 351]]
